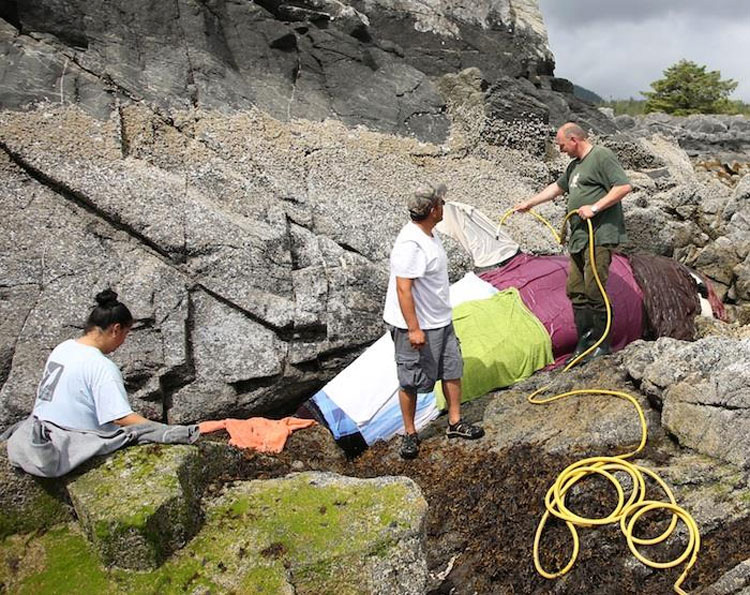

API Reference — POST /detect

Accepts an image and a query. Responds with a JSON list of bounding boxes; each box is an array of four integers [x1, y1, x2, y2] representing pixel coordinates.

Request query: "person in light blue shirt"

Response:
[[33, 289, 151, 431]]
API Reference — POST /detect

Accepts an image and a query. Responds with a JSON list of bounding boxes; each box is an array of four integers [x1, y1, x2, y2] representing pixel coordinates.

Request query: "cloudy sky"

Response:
[[538, 0, 750, 103]]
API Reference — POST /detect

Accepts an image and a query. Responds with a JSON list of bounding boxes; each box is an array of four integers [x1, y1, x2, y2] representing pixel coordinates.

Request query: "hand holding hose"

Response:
[[577, 204, 597, 220], [513, 199, 534, 213]]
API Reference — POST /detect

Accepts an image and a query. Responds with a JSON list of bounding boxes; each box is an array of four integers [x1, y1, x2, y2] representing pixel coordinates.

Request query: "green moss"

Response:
[[67, 445, 199, 568], [293, 556, 371, 594], [112, 556, 221, 594], [208, 477, 414, 561], [239, 563, 290, 593], [1, 525, 113, 594], [0, 490, 70, 539], [0, 474, 424, 594]]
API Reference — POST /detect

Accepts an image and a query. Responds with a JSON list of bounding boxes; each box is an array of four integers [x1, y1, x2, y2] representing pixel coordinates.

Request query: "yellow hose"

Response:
[[500, 209, 700, 594]]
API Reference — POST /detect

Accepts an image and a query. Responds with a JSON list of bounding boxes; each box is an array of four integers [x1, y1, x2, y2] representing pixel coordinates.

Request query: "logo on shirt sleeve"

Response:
[[37, 362, 64, 402]]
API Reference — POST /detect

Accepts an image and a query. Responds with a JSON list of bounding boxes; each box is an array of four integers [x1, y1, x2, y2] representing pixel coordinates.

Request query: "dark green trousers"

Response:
[[566, 244, 615, 314]]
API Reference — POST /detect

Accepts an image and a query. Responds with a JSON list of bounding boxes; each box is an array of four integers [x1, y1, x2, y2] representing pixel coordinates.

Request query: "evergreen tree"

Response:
[[643, 60, 738, 115]]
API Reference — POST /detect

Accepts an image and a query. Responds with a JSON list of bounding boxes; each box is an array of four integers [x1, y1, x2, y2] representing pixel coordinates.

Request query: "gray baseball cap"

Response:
[[407, 183, 447, 219]]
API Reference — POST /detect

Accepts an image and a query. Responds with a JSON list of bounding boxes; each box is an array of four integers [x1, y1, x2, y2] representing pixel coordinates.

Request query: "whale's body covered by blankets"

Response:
[[298, 202, 724, 454]]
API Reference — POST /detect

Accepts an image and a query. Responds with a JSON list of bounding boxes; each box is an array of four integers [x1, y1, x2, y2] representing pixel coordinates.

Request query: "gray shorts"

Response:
[[389, 323, 463, 394]]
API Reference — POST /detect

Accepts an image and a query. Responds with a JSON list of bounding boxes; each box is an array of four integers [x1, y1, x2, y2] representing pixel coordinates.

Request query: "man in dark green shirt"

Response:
[[513, 122, 632, 362]]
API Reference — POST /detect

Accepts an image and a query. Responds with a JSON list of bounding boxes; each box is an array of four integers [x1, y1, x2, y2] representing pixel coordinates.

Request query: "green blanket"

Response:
[[436, 288, 553, 409]]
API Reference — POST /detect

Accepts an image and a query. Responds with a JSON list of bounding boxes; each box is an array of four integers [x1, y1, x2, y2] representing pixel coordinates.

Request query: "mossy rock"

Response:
[[174, 471, 429, 594], [66, 442, 234, 570], [0, 444, 71, 539], [0, 472, 428, 594]]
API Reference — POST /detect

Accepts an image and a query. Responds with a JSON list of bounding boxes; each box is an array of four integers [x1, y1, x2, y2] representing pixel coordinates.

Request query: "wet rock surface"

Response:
[[702, 559, 750, 595]]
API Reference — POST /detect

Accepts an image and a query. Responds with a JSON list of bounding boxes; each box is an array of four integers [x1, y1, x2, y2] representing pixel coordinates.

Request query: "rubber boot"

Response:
[[583, 310, 611, 362], [565, 308, 595, 365]]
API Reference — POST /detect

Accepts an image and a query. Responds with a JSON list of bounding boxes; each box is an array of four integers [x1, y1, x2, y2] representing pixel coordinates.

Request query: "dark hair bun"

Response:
[[95, 289, 119, 308]]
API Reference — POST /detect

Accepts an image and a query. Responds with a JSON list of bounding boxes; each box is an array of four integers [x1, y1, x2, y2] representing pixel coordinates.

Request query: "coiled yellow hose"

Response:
[[499, 208, 700, 594]]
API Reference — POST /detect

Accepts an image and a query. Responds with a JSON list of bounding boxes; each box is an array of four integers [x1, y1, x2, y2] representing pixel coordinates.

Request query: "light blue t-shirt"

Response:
[[33, 339, 133, 431]]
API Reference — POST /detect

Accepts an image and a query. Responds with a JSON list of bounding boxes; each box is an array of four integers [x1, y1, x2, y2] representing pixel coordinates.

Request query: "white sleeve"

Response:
[[93, 363, 133, 425], [391, 240, 427, 278]]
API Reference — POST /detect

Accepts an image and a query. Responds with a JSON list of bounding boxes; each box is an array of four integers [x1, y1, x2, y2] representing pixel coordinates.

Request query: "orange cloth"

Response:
[[198, 417, 316, 453]]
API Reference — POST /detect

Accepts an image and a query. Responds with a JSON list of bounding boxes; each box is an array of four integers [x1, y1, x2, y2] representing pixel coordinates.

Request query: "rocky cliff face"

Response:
[[0, 0, 617, 142], [0, 0, 559, 143]]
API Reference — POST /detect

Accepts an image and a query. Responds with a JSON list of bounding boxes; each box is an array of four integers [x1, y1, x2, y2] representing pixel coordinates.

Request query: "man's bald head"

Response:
[[555, 122, 592, 159], [557, 122, 588, 141]]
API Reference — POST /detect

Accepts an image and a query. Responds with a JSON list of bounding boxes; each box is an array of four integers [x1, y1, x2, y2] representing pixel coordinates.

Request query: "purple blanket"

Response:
[[479, 253, 644, 364]]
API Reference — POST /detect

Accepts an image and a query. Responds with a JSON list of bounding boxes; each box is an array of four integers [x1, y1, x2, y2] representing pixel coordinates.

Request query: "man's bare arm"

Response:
[[396, 276, 425, 350], [513, 182, 564, 212]]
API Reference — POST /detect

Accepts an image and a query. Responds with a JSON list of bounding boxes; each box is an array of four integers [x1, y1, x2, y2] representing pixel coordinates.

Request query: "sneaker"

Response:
[[446, 419, 484, 440], [400, 433, 420, 459]]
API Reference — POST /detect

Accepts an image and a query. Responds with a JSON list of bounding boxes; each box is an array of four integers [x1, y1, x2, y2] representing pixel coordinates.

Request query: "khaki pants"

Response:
[[566, 245, 615, 313]]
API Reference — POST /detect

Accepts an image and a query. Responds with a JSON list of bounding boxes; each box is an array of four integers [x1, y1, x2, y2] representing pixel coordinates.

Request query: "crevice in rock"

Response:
[[0, 141, 177, 264], [123, 371, 157, 394], [261, 377, 324, 418], [287, 39, 302, 120], [160, 292, 197, 423], [0, 289, 43, 395], [42, 44, 142, 105], [270, 31, 298, 52], [0, 282, 39, 290], [0, 3, 20, 31], [196, 0, 225, 29], [193, 283, 288, 334], [229, 373, 283, 396], [335, 241, 363, 256], [280, 194, 306, 205], [396, 77, 423, 99], [179, 175, 190, 262], [175, 0, 199, 109], [687, 400, 748, 412], [349, 22, 371, 44], [158, 364, 196, 424], [403, 108, 446, 126], [117, 103, 130, 158], [289, 358, 322, 374], [72, 66, 81, 104], [284, 216, 300, 272], [316, 341, 370, 363], [279, 325, 328, 343], [132, 316, 156, 331], [0, 346, 14, 395]]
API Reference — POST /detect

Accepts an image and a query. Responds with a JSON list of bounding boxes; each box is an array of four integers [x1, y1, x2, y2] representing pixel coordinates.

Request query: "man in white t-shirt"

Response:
[[384, 183, 484, 459]]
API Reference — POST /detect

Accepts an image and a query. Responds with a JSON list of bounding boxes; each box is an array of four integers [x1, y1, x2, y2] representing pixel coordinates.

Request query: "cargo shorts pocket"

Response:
[[396, 352, 435, 393]]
